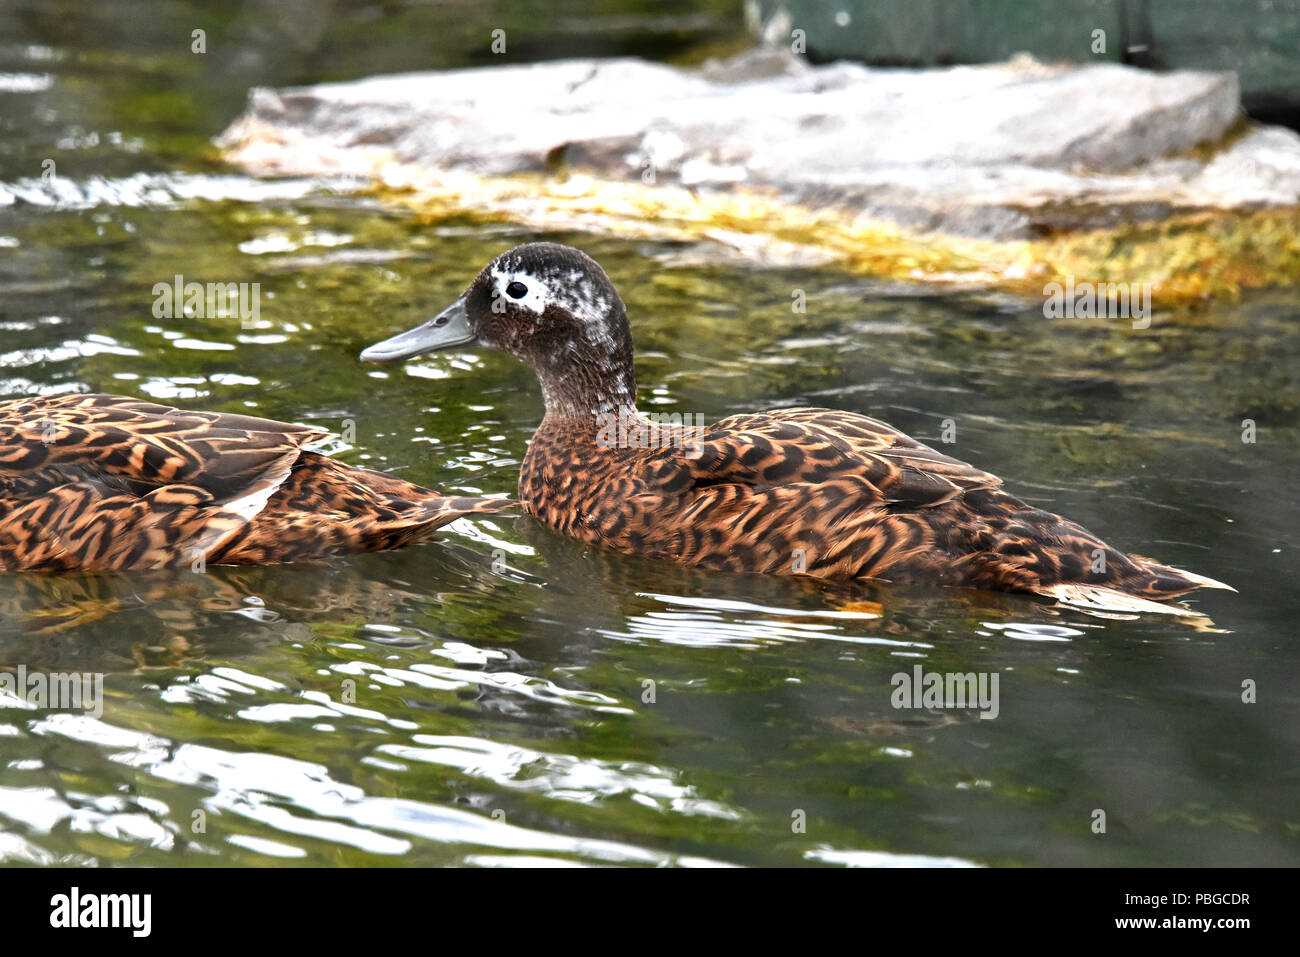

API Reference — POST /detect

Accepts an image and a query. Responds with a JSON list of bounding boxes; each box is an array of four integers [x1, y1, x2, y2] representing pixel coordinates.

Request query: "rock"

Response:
[[217, 49, 1300, 298], [217, 50, 1300, 239]]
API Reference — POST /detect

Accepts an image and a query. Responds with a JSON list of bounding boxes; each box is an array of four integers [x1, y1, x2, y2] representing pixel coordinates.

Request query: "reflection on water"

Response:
[[0, 172, 350, 209], [0, 0, 1298, 867]]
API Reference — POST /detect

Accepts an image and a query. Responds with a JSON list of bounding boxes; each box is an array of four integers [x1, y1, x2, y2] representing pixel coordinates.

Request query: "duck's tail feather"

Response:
[[365, 494, 517, 551], [210, 454, 519, 565], [1038, 582, 1206, 617], [1132, 557, 1236, 594]]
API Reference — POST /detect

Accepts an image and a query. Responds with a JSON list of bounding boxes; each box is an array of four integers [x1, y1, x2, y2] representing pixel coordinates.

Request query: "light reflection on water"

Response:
[[19, 712, 727, 865], [0, 172, 356, 210]]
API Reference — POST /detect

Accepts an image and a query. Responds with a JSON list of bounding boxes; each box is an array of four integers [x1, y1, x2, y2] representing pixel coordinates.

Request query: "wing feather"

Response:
[[660, 407, 999, 509], [0, 393, 517, 571], [0, 393, 327, 504]]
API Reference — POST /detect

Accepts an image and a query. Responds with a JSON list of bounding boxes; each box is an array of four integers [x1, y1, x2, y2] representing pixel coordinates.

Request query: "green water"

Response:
[[0, 0, 1297, 868]]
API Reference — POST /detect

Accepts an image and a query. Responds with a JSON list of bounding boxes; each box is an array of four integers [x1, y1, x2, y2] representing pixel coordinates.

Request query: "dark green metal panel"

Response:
[[756, 0, 1300, 114], [757, 0, 1126, 64], [1145, 0, 1300, 119]]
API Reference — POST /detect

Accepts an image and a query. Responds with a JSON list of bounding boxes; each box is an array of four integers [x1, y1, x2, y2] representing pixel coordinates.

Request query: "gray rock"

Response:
[[218, 49, 1300, 241]]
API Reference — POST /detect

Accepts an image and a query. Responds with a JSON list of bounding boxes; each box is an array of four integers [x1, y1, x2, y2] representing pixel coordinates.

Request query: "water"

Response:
[[0, 0, 1297, 868]]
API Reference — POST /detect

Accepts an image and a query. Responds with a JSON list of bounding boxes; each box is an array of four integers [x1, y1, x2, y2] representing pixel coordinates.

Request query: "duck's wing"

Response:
[[0, 393, 326, 570], [0, 393, 327, 499], [667, 407, 1001, 508], [642, 407, 1229, 609], [0, 394, 518, 571]]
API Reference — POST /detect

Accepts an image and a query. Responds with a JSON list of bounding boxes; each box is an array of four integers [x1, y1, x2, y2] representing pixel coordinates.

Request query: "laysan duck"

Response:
[[362, 242, 1232, 615], [0, 393, 512, 571]]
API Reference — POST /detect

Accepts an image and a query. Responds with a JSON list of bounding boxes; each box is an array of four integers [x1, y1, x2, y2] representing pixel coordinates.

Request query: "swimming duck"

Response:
[[0, 393, 513, 571], [362, 242, 1232, 615]]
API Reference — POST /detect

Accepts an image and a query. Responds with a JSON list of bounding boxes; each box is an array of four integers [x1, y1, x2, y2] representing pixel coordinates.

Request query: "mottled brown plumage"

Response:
[[364, 242, 1233, 615], [0, 393, 514, 572]]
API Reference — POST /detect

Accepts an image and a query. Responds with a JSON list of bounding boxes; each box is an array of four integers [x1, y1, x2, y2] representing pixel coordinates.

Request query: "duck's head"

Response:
[[361, 242, 636, 418]]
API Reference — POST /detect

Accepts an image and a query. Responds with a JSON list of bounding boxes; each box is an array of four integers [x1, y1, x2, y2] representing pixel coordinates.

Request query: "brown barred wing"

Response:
[[662, 407, 1000, 510], [0, 394, 519, 570], [0, 394, 317, 570], [0, 393, 328, 503]]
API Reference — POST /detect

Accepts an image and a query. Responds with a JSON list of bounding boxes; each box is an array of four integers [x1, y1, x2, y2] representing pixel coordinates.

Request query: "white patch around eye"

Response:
[[490, 266, 550, 316], [488, 263, 616, 345]]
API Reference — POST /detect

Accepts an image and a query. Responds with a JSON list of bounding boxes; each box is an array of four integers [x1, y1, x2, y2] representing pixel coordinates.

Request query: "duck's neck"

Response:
[[533, 340, 638, 425]]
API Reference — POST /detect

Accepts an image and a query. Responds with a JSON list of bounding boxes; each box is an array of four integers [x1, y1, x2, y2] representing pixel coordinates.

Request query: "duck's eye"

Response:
[[506, 281, 528, 299]]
